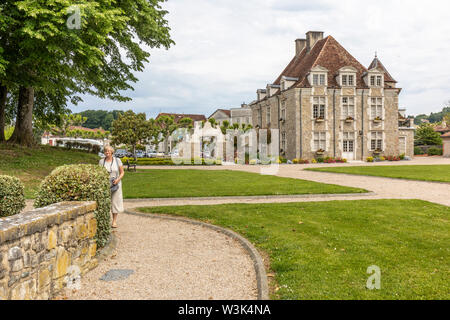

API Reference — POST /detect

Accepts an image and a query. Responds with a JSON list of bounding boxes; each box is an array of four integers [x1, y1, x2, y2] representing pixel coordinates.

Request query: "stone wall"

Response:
[[0, 202, 98, 300], [442, 136, 450, 158]]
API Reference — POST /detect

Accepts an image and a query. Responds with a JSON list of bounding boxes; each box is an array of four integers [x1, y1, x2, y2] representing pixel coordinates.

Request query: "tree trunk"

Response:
[[8, 86, 35, 147], [0, 86, 7, 142]]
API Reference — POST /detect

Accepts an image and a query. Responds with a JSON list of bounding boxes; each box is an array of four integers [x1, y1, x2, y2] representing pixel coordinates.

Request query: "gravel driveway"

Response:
[[57, 213, 257, 300]]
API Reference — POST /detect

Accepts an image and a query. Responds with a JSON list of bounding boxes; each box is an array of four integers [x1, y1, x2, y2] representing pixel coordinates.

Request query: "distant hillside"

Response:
[[414, 106, 450, 125], [75, 110, 124, 131]]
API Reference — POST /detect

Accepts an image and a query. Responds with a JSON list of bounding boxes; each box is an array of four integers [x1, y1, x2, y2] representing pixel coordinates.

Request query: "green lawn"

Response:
[[139, 200, 450, 300], [0, 144, 100, 198], [122, 169, 367, 198], [306, 165, 450, 183]]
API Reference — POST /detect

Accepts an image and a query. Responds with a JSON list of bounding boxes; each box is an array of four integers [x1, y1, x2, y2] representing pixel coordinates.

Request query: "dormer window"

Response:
[[309, 66, 328, 87], [369, 75, 383, 87], [342, 74, 354, 86], [338, 67, 357, 87], [312, 74, 326, 86]]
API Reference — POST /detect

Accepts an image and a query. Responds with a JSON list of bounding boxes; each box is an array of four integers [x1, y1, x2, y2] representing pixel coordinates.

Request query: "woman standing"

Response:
[[99, 146, 124, 228]]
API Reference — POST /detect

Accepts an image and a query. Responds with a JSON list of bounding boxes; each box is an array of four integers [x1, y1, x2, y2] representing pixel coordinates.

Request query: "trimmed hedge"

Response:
[[121, 157, 222, 166], [34, 164, 111, 248], [0, 175, 26, 217]]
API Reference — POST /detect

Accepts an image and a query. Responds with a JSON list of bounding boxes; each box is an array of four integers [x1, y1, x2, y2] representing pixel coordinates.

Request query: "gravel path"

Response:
[[57, 213, 257, 300]]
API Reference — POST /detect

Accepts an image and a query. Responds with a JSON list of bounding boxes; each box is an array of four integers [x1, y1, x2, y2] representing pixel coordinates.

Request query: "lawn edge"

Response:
[[304, 168, 450, 184], [123, 209, 270, 300], [123, 192, 374, 201]]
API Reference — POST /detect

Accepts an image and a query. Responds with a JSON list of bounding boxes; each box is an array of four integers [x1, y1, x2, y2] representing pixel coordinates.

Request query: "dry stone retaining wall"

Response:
[[0, 202, 98, 300]]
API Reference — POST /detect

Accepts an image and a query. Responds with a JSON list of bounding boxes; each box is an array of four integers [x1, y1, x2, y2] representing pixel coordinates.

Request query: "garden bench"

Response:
[[125, 159, 137, 172]]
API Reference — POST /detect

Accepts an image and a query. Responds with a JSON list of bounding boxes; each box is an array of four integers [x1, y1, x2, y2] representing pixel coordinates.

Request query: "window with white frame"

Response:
[[342, 97, 355, 119], [376, 75, 382, 86], [313, 74, 319, 86], [370, 75, 383, 87], [370, 131, 383, 150], [343, 132, 355, 152], [312, 73, 326, 86], [266, 106, 271, 124], [281, 101, 286, 120], [281, 132, 286, 151], [313, 132, 326, 151], [370, 98, 383, 119], [320, 74, 325, 85], [313, 97, 326, 119], [342, 74, 355, 86]]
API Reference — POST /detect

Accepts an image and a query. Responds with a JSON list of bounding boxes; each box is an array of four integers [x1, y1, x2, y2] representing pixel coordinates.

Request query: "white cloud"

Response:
[[70, 0, 450, 117]]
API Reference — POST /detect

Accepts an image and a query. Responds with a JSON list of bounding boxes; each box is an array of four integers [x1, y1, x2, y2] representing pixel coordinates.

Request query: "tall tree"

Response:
[[1, 0, 174, 146], [415, 123, 443, 146], [155, 115, 177, 154], [111, 110, 151, 159]]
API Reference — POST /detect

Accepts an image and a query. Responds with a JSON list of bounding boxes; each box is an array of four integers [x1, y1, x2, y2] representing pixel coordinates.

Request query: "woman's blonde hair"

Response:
[[104, 146, 115, 154]]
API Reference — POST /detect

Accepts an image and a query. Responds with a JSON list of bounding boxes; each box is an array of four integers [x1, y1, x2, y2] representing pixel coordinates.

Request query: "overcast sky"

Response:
[[69, 0, 450, 118]]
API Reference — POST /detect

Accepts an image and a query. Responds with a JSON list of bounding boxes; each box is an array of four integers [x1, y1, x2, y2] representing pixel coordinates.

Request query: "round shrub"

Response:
[[0, 175, 25, 217], [34, 164, 111, 248], [414, 146, 424, 155], [427, 147, 443, 156]]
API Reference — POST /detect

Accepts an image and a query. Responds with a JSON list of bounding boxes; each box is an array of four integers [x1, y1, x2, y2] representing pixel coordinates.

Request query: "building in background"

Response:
[[247, 31, 415, 161], [209, 104, 252, 127], [154, 113, 207, 154]]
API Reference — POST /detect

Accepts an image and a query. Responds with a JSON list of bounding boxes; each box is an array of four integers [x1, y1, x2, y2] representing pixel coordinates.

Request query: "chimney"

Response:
[[295, 39, 306, 56], [306, 31, 324, 52]]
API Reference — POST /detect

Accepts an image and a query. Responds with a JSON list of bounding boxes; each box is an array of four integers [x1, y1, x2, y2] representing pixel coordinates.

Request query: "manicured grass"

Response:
[[139, 200, 450, 300], [0, 144, 100, 198], [306, 165, 450, 183], [121, 169, 367, 198]]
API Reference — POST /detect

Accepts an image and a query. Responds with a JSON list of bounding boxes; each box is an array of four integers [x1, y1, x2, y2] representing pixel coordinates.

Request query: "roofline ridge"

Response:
[[311, 35, 331, 69]]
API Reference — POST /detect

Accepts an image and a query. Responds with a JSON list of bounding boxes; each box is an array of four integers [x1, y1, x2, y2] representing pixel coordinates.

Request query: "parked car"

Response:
[[114, 149, 128, 158], [136, 151, 146, 158], [147, 150, 164, 158]]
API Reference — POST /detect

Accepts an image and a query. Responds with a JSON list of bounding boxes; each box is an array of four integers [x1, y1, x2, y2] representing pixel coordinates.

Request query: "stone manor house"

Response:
[[247, 31, 415, 161]]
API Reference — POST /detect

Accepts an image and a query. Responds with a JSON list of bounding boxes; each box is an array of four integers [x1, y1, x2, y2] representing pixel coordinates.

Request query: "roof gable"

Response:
[[273, 36, 373, 89], [368, 57, 396, 82]]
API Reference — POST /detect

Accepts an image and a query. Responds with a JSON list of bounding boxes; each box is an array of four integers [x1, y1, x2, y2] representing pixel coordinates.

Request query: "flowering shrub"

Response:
[[293, 158, 310, 164], [367, 157, 374, 162], [386, 156, 401, 161]]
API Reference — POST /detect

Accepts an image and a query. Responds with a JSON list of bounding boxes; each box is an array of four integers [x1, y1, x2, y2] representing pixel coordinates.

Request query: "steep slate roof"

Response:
[[156, 113, 206, 123], [273, 35, 394, 90], [368, 56, 397, 82]]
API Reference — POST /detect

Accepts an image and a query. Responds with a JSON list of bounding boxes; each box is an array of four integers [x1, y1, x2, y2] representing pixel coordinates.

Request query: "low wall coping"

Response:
[[0, 201, 97, 245]]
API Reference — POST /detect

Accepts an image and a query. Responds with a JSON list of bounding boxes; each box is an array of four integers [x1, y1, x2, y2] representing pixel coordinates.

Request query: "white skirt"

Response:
[[111, 183, 124, 214]]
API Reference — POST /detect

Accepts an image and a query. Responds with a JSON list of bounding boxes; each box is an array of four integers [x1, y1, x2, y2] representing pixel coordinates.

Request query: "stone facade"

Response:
[[442, 133, 450, 158], [248, 31, 415, 161], [0, 202, 98, 300], [209, 107, 252, 127]]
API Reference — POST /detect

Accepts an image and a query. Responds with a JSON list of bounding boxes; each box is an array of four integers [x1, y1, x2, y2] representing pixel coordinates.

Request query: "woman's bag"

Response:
[[103, 157, 120, 193]]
